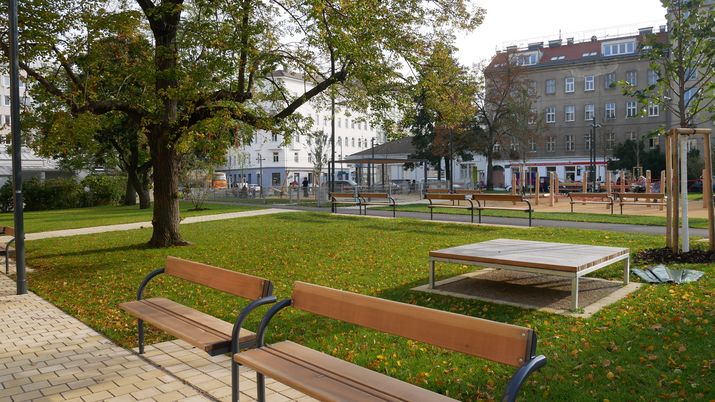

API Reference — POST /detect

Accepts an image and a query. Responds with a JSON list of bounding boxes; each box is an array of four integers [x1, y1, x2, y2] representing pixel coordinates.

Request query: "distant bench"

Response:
[[616, 192, 666, 214], [329, 192, 359, 214], [358, 192, 396, 217], [119, 256, 275, 398], [234, 281, 547, 402], [568, 192, 615, 214], [473, 194, 533, 227], [425, 193, 533, 226], [425, 193, 476, 222], [1, 226, 15, 274]]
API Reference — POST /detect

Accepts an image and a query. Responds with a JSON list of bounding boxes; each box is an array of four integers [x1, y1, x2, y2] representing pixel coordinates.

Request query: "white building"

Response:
[[0, 73, 61, 185], [218, 71, 386, 188]]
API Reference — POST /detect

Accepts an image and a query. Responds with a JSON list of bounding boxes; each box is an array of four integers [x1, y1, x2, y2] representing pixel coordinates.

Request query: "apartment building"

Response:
[[0, 74, 60, 185], [218, 70, 386, 189], [487, 26, 713, 185]]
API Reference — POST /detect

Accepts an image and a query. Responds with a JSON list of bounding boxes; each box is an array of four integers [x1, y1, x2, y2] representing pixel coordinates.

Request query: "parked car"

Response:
[[332, 179, 358, 192], [424, 178, 462, 190]]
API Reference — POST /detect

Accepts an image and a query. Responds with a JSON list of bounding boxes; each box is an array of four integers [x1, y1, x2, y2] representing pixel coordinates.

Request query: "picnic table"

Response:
[[429, 239, 630, 310]]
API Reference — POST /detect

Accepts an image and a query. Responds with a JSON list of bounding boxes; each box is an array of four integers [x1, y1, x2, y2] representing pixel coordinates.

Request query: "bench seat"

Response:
[[120, 297, 257, 355], [236, 340, 456, 402]]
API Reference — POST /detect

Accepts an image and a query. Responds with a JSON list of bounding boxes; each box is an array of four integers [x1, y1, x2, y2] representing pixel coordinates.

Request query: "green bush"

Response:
[[0, 181, 13, 212], [81, 174, 126, 206], [23, 177, 83, 211]]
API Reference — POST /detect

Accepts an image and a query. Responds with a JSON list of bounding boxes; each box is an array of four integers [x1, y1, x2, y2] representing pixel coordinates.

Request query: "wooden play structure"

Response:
[[665, 128, 714, 253]]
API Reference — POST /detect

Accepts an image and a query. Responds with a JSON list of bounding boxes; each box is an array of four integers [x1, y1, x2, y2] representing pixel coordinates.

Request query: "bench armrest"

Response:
[[137, 267, 165, 301], [502, 354, 547, 402], [256, 299, 293, 347], [232, 295, 277, 352]]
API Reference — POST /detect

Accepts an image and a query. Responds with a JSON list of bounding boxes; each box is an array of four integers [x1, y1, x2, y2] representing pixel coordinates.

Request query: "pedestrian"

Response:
[[302, 177, 309, 197]]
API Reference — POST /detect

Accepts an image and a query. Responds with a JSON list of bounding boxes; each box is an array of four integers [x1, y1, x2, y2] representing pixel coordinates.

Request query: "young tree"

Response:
[[503, 87, 546, 166], [622, 0, 715, 128], [2, 1, 483, 246], [475, 58, 528, 189], [307, 130, 329, 187]]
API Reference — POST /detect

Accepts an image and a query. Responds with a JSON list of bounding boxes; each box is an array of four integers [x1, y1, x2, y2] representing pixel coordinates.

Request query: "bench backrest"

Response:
[[291, 282, 534, 367], [569, 192, 611, 199], [617, 192, 665, 199], [358, 192, 389, 199], [473, 194, 524, 202], [165, 256, 271, 300], [454, 189, 481, 194], [330, 192, 356, 199], [425, 193, 467, 201], [1, 226, 14, 236]]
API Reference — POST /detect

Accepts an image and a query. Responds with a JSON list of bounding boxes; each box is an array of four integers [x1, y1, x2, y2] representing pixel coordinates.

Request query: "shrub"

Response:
[[0, 181, 13, 212], [81, 174, 126, 206], [23, 177, 83, 211]]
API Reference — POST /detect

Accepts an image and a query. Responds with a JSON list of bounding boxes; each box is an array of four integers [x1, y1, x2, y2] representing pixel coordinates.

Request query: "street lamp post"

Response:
[[590, 116, 602, 192], [449, 128, 454, 193], [256, 154, 265, 198], [370, 138, 376, 190]]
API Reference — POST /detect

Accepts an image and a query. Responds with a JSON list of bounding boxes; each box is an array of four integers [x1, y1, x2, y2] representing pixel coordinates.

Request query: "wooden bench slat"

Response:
[[473, 194, 524, 202], [165, 256, 269, 300], [425, 194, 466, 201], [1, 227, 14, 236], [235, 341, 457, 402], [291, 282, 533, 367], [120, 297, 256, 354]]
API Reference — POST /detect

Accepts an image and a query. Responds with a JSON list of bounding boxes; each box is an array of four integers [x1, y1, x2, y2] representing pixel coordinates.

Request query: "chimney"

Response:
[[548, 39, 562, 48], [590, 35, 598, 42], [506, 45, 517, 52], [639, 26, 653, 35], [566, 37, 574, 45], [527, 41, 543, 50], [659, 25, 667, 33]]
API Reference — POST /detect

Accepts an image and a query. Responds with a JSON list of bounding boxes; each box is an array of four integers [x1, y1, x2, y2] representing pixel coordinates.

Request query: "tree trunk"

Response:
[[124, 180, 137, 205], [148, 130, 185, 247], [138, 168, 151, 209], [486, 153, 494, 190]]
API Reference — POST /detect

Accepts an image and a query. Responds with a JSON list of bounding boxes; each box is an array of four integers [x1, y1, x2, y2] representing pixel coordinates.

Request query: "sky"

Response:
[[455, 0, 668, 66]]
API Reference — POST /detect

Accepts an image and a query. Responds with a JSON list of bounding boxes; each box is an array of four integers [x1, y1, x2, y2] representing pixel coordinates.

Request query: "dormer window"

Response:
[[550, 55, 565, 61], [581, 52, 597, 57], [602, 40, 635, 56], [513, 52, 538, 66]]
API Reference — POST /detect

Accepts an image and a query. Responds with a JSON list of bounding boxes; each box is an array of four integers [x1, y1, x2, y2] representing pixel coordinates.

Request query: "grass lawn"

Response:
[[0, 201, 262, 233], [384, 203, 711, 229], [23, 213, 713, 401]]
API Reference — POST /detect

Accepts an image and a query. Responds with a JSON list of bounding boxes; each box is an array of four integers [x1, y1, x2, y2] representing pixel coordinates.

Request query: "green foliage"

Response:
[[24, 214, 713, 400], [0, 181, 13, 212], [22, 177, 83, 211], [608, 139, 665, 174], [80, 174, 127, 206]]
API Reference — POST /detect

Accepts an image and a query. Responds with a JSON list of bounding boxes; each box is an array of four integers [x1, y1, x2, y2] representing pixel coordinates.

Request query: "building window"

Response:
[[566, 135, 575, 151], [515, 52, 538, 66], [648, 101, 659, 117], [545, 79, 556, 95], [602, 40, 635, 56], [351, 121, 355, 129], [308, 154, 313, 163], [546, 106, 556, 123], [493, 143, 501, 153], [528, 139, 536, 152], [565, 77, 574, 93], [338, 118, 341, 128], [648, 138, 658, 149], [584, 104, 594, 121], [628, 131, 637, 141], [625, 70, 637, 86], [584, 75, 594, 91], [565, 166, 576, 181], [546, 136, 555, 152], [294, 152, 299, 163], [685, 67, 698, 81], [271, 133, 278, 142], [2, 76, 9, 87], [626, 101, 638, 118], [684, 88, 697, 106], [337, 137, 342, 146], [527, 80, 537, 96], [606, 131, 615, 150], [647, 69, 659, 86], [585, 133, 592, 151], [351, 137, 355, 147], [565, 105, 575, 122], [324, 116, 328, 126], [3, 115, 9, 126], [605, 72, 616, 88], [605, 103, 616, 120], [3, 96, 9, 106], [528, 108, 537, 124], [272, 152, 279, 162]]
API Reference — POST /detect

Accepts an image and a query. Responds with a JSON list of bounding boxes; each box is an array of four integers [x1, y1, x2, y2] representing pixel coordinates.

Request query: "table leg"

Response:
[[571, 277, 579, 310], [429, 260, 435, 289], [624, 255, 630, 285]]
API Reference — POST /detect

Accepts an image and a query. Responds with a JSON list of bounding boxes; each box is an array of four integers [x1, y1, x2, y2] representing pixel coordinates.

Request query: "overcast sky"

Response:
[[455, 0, 668, 66]]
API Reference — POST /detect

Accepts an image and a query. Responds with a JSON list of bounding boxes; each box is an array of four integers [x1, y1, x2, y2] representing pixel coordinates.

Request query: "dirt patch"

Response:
[[415, 269, 640, 315], [636, 247, 715, 264]]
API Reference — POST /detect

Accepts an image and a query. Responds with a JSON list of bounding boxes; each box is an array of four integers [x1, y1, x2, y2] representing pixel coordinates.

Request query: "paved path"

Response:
[[24, 209, 302, 241], [0, 272, 310, 402]]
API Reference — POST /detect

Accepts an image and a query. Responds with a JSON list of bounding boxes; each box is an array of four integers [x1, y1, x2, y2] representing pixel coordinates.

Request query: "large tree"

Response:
[[3, 0, 483, 246], [406, 41, 478, 182], [475, 58, 528, 189]]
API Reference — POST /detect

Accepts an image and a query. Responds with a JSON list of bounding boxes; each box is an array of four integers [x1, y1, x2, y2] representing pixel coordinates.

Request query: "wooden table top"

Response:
[[429, 239, 629, 273]]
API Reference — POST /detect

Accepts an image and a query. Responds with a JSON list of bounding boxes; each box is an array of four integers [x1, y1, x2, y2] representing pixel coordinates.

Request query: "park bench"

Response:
[[119, 256, 275, 399], [567, 192, 615, 214], [330, 192, 360, 214], [234, 281, 546, 402], [472, 194, 533, 226], [0, 226, 15, 274], [616, 192, 666, 214], [425, 193, 477, 222], [357, 192, 397, 217]]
